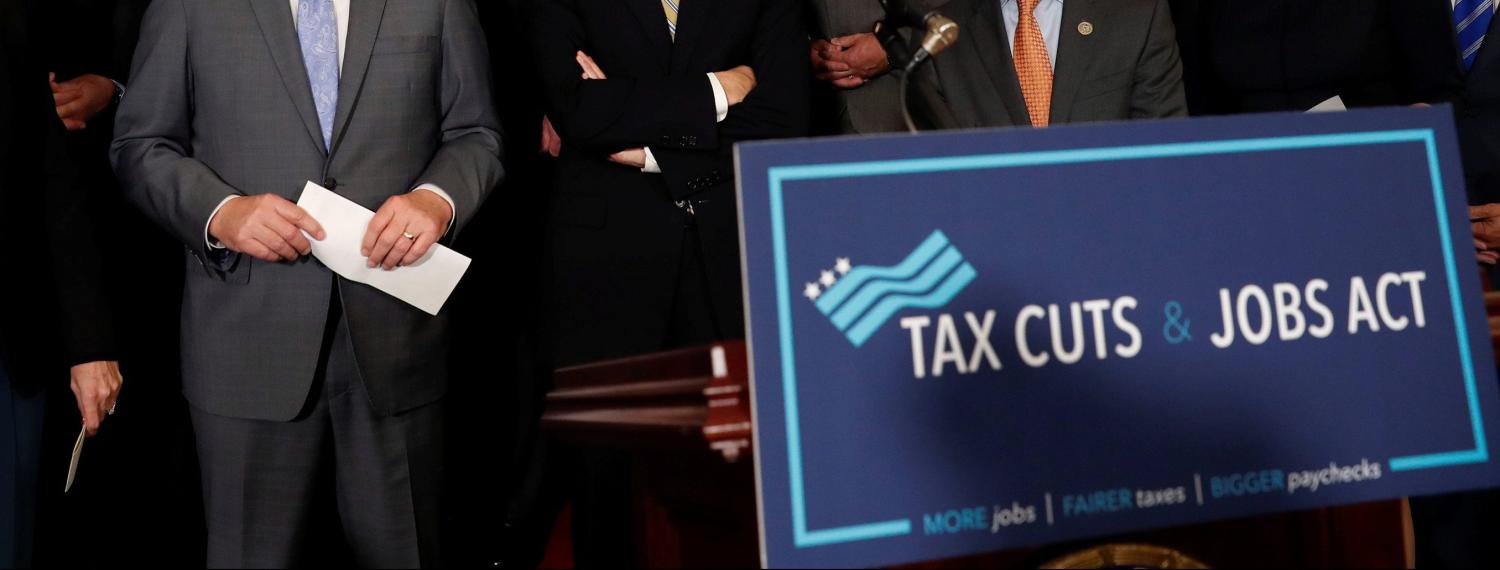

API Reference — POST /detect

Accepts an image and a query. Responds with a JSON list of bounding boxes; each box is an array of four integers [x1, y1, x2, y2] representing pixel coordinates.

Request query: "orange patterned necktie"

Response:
[[1013, 0, 1053, 127]]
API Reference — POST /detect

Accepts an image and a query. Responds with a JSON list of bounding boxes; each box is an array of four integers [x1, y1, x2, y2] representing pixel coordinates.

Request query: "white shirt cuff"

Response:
[[707, 73, 729, 123], [205, 195, 240, 249], [642, 147, 662, 173], [413, 184, 457, 232]]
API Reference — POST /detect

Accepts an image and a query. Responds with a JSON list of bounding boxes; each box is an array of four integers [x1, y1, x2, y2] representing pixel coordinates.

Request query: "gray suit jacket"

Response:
[[913, 0, 1186, 129], [808, 0, 907, 134], [111, 0, 503, 421]]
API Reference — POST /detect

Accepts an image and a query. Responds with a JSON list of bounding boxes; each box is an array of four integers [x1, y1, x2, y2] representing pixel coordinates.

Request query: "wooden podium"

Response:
[[539, 338, 1436, 568], [542, 343, 760, 567]]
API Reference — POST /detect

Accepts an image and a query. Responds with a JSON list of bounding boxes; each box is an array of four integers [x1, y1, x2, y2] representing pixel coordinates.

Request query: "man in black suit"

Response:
[[532, 0, 808, 365], [529, 0, 809, 564], [1, 0, 121, 566]]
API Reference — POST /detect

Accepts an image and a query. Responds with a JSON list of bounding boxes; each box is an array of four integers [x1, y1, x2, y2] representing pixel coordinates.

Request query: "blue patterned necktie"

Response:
[[1456, 0, 1494, 72], [298, 0, 339, 150]]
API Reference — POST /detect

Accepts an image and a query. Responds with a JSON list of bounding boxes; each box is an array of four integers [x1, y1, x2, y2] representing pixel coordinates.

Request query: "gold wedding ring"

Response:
[[402, 231, 417, 241]]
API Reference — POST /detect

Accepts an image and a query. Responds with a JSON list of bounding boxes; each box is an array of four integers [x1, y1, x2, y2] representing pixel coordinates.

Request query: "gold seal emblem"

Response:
[[1078, 21, 1095, 36], [1042, 543, 1207, 569]]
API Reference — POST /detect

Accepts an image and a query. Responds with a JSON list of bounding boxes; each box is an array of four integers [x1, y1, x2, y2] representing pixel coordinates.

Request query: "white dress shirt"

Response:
[[207, 0, 454, 248], [1001, 0, 1064, 70]]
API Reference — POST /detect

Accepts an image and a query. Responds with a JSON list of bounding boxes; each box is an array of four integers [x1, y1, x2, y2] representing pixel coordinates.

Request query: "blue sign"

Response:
[[736, 107, 1500, 568]]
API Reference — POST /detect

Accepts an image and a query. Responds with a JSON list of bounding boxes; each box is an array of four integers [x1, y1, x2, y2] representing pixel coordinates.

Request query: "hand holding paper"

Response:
[[65, 426, 84, 492], [297, 182, 472, 315], [208, 194, 326, 262], [361, 189, 454, 270]]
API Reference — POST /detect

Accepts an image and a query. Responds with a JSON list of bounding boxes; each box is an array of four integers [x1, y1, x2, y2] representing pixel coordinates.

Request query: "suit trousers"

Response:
[[189, 308, 444, 568], [570, 221, 726, 568], [0, 358, 45, 569]]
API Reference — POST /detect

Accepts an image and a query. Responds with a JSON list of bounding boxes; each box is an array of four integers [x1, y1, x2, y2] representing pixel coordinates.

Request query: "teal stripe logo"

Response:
[[804, 230, 977, 347]]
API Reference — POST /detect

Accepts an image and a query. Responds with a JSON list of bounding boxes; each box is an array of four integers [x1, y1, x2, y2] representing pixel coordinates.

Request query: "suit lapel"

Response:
[[970, 0, 1031, 126], [626, 0, 673, 74], [1048, 0, 1096, 124], [669, 0, 722, 74], [250, 0, 326, 154], [329, 0, 388, 156]]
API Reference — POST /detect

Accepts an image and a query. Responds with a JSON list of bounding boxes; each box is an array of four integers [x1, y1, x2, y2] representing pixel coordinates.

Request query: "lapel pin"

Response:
[[1078, 21, 1094, 36]]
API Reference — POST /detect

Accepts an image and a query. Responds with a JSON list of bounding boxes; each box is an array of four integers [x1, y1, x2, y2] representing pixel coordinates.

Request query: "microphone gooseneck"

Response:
[[899, 14, 960, 133]]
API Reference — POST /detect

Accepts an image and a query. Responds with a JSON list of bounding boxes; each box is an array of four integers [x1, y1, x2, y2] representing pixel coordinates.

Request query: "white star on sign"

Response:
[[819, 270, 837, 287], [804, 282, 822, 301], [835, 257, 852, 275]]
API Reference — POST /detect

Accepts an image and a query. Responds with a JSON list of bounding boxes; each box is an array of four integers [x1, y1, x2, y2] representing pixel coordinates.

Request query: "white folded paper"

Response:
[[296, 181, 471, 315], [1306, 95, 1347, 113], [65, 425, 84, 492]]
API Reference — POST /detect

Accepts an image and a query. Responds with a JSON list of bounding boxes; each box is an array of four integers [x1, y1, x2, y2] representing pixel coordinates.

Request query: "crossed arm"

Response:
[[530, 0, 809, 198]]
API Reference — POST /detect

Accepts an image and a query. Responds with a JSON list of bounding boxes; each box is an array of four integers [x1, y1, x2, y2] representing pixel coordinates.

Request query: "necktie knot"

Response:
[[1019, 0, 1040, 16]]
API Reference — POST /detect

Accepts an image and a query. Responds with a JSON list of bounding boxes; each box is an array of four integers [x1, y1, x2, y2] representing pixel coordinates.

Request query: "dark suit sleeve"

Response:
[[651, 0, 811, 200], [530, 0, 720, 152], [1129, 0, 1187, 119], [707, 0, 811, 143], [111, 0, 243, 257], [415, 0, 505, 238], [41, 81, 115, 366]]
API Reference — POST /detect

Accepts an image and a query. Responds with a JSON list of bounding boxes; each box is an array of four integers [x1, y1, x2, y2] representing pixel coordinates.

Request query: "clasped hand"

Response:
[[811, 33, 889, 89]]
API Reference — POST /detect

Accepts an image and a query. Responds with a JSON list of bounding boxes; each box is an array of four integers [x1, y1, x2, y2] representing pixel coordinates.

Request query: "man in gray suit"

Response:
[[913, 0, 1186, 129], [809, 0, 908, 133], [111, 0, 503, 566]]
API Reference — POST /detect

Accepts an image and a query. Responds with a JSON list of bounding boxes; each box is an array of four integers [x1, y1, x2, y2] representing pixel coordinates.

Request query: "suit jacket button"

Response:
[[324, 177, 338, 190]]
